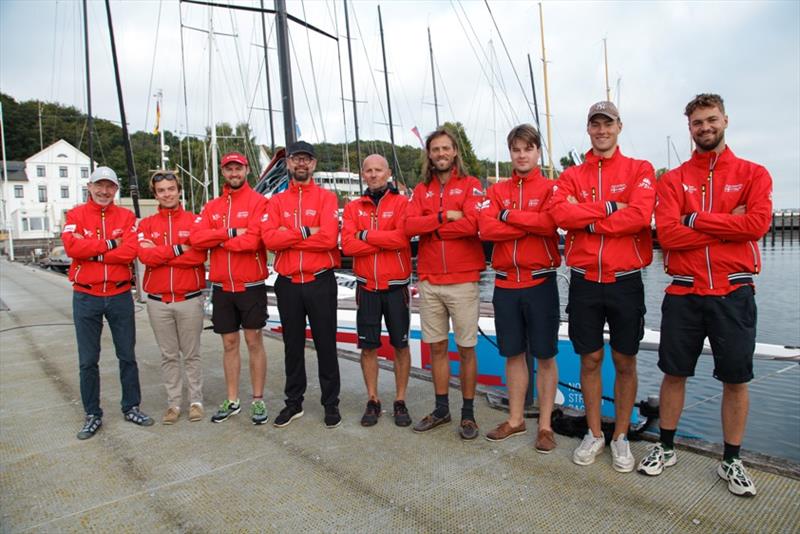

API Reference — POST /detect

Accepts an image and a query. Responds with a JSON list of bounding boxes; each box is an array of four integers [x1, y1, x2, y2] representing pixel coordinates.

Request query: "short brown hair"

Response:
[[506, 124, 541, 150], [422, 128, 467, 185], [149, 170, 182, 194], [684, 93, 725, 118]]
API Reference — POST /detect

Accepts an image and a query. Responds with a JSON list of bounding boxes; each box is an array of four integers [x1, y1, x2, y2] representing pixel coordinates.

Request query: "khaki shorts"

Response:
[[418, 280, 480, 347]]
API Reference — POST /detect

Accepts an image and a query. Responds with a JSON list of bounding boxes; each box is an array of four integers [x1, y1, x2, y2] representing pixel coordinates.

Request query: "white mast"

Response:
[[490, 39, 499, 181], [209, 8, 219, 199], [0, 100, 15, 261]]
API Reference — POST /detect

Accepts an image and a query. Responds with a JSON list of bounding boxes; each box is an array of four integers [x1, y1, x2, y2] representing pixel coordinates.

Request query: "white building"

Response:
[[0, 139, 105, 239]]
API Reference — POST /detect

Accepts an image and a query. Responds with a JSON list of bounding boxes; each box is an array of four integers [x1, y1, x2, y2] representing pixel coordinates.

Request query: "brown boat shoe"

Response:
[[412, 412, 452, 433], [535, 428, 557, 454], [459, 419, 480, 441], [485, 420, 527, 442]]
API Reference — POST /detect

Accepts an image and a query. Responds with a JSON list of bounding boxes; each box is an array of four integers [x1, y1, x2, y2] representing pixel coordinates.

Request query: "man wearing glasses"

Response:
[[262, 141, 342, 429], [190, 152, 270, 425], [62, 166, 154, 440], [138, 170, 208, 425]]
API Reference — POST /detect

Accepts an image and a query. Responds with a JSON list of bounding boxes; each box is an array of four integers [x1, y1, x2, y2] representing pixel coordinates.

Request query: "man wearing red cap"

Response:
[[190, 152, 270, 425], [550, 101, 656, 473]]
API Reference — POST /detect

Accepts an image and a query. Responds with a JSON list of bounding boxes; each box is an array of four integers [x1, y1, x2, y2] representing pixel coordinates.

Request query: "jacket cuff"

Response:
[[585, 223, 595, 234], [173, 245, 184, 256], [437, 212, 443, 224], [358, 230, 368, 241], [499, 209, 510, 222], [605, 201, 618, 216], [684, 212, 699, 228], [227, 228, 236, 239], [106, 239, 117, 250], [301, 226, 311, 239]]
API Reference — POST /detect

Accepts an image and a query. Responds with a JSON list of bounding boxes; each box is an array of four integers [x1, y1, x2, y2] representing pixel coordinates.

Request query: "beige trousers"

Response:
[[146, 297, 205, 407]]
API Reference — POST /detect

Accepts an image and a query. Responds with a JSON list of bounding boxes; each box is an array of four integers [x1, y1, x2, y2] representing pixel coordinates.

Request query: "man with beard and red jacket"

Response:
[[550, 101, 655, 473], [638, 94, 772, 498], [262, 141, 342, 429], [405, 127, 485, 441], [138, 170, 207, 425], [479, 124, 561, 453], [190, 152, 269, 425], [342, 154, 413, 428], [63, 166, 153, 440]]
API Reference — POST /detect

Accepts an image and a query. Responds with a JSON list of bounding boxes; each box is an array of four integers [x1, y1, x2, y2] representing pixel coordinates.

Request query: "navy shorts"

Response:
[[211, 284, 268, 334], [658, 285, 756, 384], [356, 285, 410, 350], [566, 271, 645, 356], [492, 276, 559, 359]]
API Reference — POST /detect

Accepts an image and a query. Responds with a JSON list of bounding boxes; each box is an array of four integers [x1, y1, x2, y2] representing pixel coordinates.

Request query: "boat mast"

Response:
[[538, 2, 554, 180], [260, 0, 275, 153], [427, 27, 440, 128], [603, 38, 611, 102], [377, 5, 402, 185], [343, 0, 362, 192], [490, 39, 499, 181], [104, 0, 140, 217], [527, 53, 545, 169], [0, 101, 14, 261], [178, 4, 195, 211], [82, 0, 94, 173], [275, 0, 296, 148], [208, 8, 219, 199]]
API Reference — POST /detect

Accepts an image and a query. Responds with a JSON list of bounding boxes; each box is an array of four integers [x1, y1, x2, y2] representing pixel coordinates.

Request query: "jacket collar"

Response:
[[157, 204, 184, 217], [222, 182, 252, 198], [288, 178, 317, 193], [511, 167, 544, 184], [431, 168, 462, 190], [584, 146, 621, 166], [690, 145, 734, 171], [86, 196, 115, 213]]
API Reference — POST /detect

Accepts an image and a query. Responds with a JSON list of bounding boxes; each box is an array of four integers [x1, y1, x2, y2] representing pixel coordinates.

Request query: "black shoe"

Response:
[[77, 415, 102, 440], [325, 406, 342, 428], [124, 406, 155, 426], [360, 400, 381, 427], [273, 404, 304, 428], [393, 401, 412, 427]]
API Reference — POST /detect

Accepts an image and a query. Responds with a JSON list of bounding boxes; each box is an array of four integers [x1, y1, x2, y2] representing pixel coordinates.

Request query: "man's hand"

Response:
[[732, 204, 746, 215], [567, 195, 578, 204], [615, 202, 628, 210], [308, 226, 320, 236], [139, 239, 156, 249], [72, 233, 84, 240], [235, 228, 247, 236], [278, 226, 288, 231], [446, 210, 463, 222]]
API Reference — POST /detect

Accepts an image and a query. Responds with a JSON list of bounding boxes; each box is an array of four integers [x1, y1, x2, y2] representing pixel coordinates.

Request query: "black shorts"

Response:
[[211, 284, 268, 334], [492, 276, 559, 359], [658, 285, 756, 384], [566, 271, 645, 356], [356, 285, 410, 349]]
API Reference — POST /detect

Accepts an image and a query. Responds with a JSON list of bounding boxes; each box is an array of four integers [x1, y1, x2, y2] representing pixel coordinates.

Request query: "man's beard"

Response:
[[291, 170, 311, 183], [694, 131, 725, 152]]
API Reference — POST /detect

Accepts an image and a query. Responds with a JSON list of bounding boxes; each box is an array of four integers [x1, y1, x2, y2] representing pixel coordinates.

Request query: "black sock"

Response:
[[461, 398, 475, 422], [660, 427, 676, 450], [723, 442, 741, 463], [433, 394, 449, 418]]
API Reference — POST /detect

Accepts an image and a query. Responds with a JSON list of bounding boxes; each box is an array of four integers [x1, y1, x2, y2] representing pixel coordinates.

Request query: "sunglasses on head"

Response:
[[152, 172, 178, 183]]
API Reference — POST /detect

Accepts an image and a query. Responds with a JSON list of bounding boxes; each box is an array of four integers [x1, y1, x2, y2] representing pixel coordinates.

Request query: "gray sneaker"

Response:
[[251, 399, 268, 425], [124, 406, 154, 426], [211, 399, 241, 423], [77, 415, 102, 440]]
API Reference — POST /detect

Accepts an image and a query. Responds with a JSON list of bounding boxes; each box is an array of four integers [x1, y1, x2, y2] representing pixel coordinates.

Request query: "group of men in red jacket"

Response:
[[64, 92, 770, 498]]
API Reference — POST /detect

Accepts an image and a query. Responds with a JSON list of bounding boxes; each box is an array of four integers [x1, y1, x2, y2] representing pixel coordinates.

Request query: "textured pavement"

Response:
[[1, 259, 798, 533]]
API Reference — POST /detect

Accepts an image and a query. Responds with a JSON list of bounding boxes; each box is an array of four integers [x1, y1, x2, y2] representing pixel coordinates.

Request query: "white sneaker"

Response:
[[717, 458, 757, 497], [610, 434, 635, 473], [573, 431, 605, 466], [637, 443, 677, 476]]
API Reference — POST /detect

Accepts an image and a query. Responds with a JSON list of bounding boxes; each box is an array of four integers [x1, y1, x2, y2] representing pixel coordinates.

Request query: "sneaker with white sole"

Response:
[[251, 399, 268, 425], [573, 431, 605, 466], [610, 434, 635, 473], [637, 443, 677, 476], [717, 458, 757, 497]]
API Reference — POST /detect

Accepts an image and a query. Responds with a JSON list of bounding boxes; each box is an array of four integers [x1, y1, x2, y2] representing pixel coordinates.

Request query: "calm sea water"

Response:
[[468, 242, 800, 462]]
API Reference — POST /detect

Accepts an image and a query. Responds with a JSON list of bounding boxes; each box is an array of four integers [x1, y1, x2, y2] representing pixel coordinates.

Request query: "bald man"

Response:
[[341, 155, 413, 427]]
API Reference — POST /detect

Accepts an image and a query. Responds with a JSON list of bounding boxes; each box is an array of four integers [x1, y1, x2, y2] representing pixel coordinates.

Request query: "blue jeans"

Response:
[[73, 291, 141, 417]]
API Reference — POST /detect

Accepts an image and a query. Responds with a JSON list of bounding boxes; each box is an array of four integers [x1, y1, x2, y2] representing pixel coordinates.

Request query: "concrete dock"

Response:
[[1, 260, 798, 533]]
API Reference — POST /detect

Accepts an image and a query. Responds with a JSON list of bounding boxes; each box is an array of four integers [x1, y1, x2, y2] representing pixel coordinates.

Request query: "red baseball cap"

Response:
[[221, 152, 248, 167]]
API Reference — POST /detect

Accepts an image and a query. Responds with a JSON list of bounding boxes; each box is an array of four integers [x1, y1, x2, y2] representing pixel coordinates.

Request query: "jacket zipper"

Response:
[[225, 196, 235, 290], [513, 178, 522, 281], [168, 211, 175, 301], [596, 161, 604, 280], [565, 235, 575, 264], [748, 241, 759, 273], [703, 170, 714, 289], [633, 235, 643, 266], [372, 206, 379, 290], [439, 183, 447, 273], [298, 186, 304, 283], [101, 210, 108, 293]]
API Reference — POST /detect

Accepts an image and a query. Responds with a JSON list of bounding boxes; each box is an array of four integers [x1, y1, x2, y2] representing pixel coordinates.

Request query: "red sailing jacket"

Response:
[[261, 179, 341, 283], [479, 169, 561, 289], [137, 205, 207, 302], [189, 182, 268, 292], [405, 170, 485, 284], [62, 197, 137, 296], [341, 187, 412, 291], [655, 147, 772, 296], [550, 147, 656, 283]]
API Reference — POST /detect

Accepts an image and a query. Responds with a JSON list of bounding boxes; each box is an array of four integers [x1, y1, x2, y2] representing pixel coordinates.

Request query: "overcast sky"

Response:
[[1, 0, 798, 208]]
